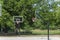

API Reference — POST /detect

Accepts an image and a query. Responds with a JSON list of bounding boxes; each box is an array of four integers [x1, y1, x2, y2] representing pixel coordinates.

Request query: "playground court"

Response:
[[0, 35, 60, 40]]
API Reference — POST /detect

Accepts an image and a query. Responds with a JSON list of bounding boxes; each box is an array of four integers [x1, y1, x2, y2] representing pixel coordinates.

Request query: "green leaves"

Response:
[[1, 0, 60, 31]]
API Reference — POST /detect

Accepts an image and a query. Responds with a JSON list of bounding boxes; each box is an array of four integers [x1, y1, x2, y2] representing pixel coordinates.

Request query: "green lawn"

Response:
[[20, 29, 60, 35], [31, 29, 60, 35]]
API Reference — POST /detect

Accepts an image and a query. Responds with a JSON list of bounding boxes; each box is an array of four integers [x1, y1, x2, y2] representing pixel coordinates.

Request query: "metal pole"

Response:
[[47, 22, 50, 40], [47, 0, 54, 40], [47, 0, 50, 40]]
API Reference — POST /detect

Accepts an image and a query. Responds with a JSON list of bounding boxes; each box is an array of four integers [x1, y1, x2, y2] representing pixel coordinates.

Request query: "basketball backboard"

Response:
[[13, 16, 23, 23]]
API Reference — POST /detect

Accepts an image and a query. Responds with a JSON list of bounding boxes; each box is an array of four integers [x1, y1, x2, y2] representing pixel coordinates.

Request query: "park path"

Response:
[[0, 35, 60, 40]]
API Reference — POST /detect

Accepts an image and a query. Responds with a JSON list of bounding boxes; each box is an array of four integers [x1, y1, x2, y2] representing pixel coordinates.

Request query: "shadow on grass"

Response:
[[0, 31, 32, 36]]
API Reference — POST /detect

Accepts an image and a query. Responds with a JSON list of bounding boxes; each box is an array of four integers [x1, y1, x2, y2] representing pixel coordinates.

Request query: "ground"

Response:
[[0, 35, 60, 40]]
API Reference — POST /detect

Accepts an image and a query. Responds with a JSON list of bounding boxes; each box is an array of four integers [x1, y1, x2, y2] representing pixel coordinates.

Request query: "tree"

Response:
[[2, 0, 38, 30], [2, 0, 60, 31], [33, 0, 60, 30]]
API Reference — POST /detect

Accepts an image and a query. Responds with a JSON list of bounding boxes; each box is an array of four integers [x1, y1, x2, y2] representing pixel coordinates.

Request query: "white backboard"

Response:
[[13, 16, 23, 23]]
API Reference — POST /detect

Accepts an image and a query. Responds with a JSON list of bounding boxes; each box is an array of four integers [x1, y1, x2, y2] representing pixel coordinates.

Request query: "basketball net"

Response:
[[16, 19, 21, 24], [32, 17, 36, 22], [16, 21, 20, 24]]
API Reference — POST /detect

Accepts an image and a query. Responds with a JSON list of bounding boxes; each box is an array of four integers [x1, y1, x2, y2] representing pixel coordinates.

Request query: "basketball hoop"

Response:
[[13, 16, 23, 34], [16, 21, 20, 24], [16, 19, 20, 24], [32, 17, 36, 22]]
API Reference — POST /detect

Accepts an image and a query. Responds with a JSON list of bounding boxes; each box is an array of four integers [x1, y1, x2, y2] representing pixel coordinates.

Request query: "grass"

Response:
[[31, 29, 60, 35], [49, 30, 60, 35], [0, 29, 60, 36]]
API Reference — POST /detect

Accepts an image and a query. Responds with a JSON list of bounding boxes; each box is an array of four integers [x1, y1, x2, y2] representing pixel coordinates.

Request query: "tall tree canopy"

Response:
[[0, 0, 60, 30]]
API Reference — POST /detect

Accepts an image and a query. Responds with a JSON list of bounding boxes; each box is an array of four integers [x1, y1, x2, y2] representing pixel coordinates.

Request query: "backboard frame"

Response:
[[13, 16, 23, 23]]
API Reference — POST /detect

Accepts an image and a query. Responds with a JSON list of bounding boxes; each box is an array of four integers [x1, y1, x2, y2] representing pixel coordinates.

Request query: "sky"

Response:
[[54, 0, 60, 1], [54, 0, 60, 7]]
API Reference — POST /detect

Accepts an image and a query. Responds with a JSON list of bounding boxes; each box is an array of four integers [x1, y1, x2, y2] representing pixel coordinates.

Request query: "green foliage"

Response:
[[0, 0, 60, 32]]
